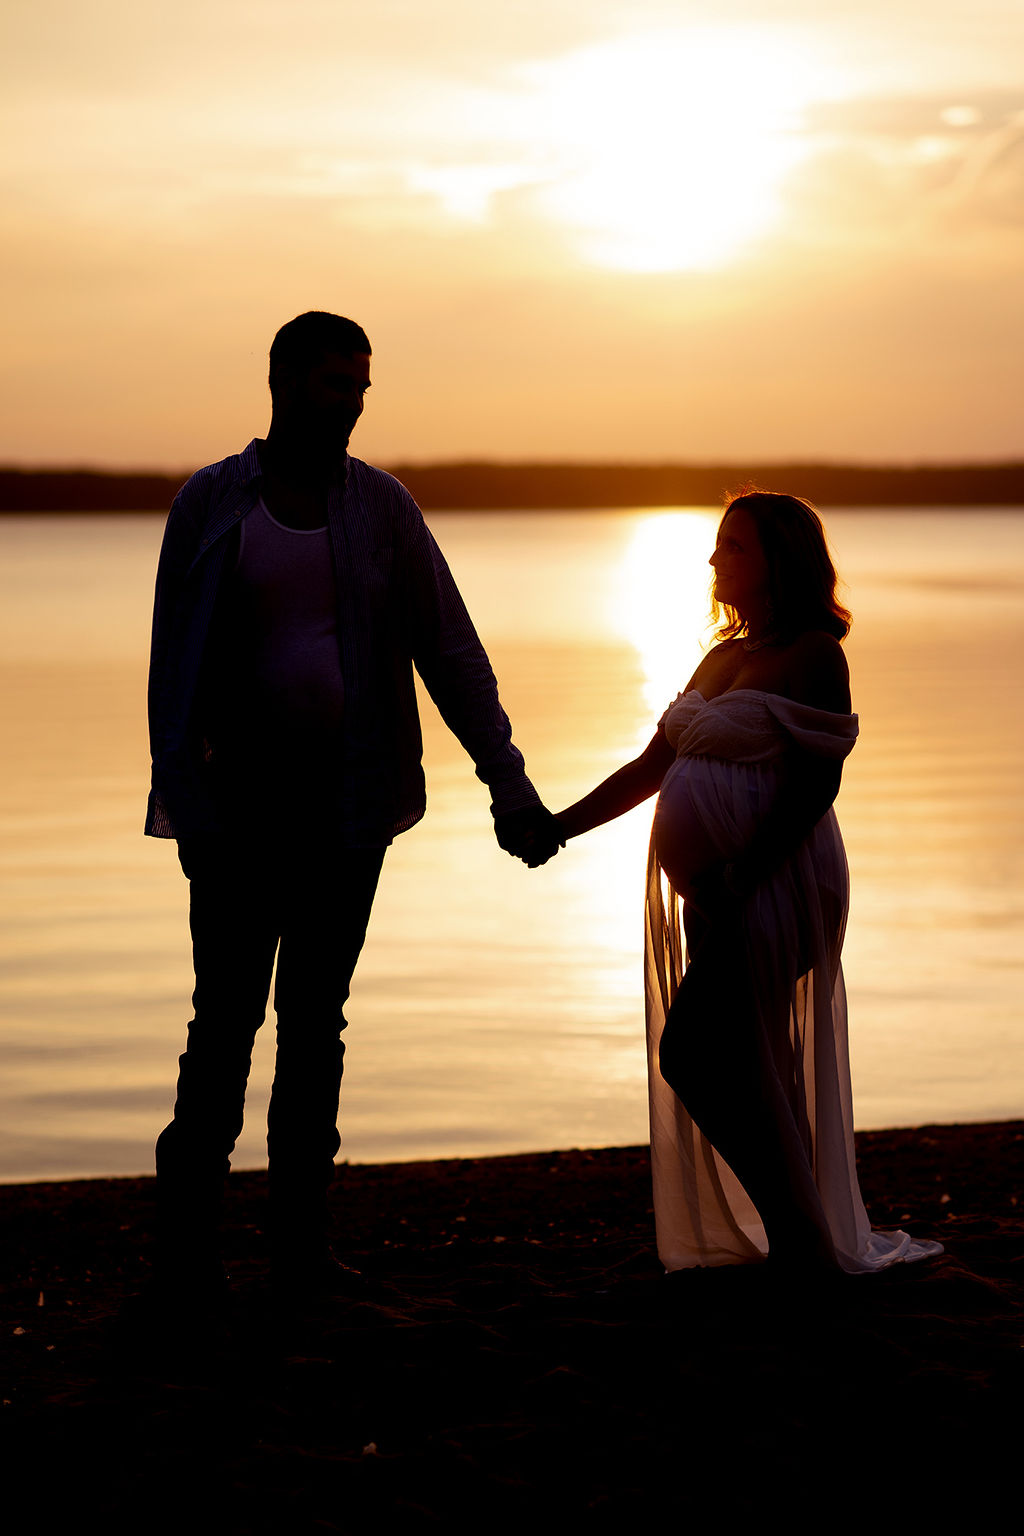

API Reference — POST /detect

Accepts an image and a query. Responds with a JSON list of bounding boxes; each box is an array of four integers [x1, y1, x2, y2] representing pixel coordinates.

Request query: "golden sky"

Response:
[[3, 1, 1023, 467]]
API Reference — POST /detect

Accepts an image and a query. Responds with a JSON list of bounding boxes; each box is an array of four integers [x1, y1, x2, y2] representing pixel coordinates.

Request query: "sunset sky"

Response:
[[3, 1, 1022, 468]]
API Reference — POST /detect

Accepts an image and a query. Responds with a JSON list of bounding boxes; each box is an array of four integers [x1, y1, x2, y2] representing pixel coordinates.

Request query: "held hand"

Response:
[[493, 806, 566, 868]]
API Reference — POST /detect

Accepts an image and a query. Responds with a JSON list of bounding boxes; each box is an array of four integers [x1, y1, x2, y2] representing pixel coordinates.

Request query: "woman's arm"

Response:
[[706, 634, 852, 902], [556, 729, 676, 840], [722, 755, 843, 898]]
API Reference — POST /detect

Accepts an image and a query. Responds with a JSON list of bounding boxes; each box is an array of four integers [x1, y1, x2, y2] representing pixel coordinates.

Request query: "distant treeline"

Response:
[[2, 460, 1024, 512]]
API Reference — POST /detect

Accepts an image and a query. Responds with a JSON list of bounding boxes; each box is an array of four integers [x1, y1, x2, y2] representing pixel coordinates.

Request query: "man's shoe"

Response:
[[271, 1249, 370, 1304]]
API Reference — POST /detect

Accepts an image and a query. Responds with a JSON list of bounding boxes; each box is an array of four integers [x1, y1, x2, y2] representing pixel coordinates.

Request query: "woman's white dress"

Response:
[[644, 688, 942, 1273]]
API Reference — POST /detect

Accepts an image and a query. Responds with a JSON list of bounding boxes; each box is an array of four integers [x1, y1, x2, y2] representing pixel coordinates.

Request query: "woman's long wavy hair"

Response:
[[712, 487, 852, 643]]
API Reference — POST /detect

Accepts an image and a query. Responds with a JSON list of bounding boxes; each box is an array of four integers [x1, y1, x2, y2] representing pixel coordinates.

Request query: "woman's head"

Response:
[[710, 488, 851, 642]]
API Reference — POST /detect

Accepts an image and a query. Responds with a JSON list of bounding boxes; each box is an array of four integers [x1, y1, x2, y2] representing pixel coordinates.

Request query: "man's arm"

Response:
[[146, 474, 221, 840], [400, 503, 559, 859]]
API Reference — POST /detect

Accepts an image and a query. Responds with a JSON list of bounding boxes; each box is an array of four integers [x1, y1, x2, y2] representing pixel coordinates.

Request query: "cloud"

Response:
[[773, 90, 1024, 245], [2, 2, 1024, 463], [935, 108, 1024, 227]]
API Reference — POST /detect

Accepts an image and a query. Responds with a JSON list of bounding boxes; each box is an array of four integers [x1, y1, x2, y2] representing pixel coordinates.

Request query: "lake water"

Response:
[[2, 507, 1022, 1183]]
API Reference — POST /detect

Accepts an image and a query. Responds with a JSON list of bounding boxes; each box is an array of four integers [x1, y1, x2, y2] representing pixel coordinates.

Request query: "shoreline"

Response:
[[2, 1118, 1019, 1198], [1, 1111, 1012, 1193], [4, 1121, 1022, 1523], [3, 460, 1024, 511]]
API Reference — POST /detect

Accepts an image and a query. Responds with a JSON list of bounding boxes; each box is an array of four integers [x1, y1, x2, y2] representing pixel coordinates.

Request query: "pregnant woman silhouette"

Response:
[[555, 490, 941, 1273]]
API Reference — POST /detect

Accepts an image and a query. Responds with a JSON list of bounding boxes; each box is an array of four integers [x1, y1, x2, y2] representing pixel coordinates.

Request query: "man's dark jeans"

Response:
[[155, 828, 386, 1270]]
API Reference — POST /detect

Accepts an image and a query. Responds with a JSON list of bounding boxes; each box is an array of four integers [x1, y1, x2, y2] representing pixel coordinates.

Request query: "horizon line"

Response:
[[3, 454, 1024, 476]]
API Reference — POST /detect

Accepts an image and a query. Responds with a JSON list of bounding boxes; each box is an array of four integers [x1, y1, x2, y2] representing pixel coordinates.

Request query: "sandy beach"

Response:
[[3, 1121, 1022, 1529]]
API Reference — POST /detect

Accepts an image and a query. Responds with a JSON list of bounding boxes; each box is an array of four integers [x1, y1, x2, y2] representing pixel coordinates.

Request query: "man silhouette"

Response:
[[147, 311, 560, 1301]]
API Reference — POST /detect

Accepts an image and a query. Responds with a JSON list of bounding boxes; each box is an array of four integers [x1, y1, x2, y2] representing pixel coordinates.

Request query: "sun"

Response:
[[521, 27, 833, 273]]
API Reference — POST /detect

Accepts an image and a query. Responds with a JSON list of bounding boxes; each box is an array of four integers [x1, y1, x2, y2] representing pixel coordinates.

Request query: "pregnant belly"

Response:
[[653, 758, 760, 899]]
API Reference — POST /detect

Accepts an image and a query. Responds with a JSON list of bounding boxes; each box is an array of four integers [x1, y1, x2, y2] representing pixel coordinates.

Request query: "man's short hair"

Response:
[[269, 312, 371, 396]]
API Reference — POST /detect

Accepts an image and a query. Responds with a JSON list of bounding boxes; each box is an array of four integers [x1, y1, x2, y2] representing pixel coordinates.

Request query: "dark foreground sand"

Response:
[[3, 1122, 1022, 1530]]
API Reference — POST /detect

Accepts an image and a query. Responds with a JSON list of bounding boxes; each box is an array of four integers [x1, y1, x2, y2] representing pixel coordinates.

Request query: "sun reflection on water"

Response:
[[610, 510, 719, 729]]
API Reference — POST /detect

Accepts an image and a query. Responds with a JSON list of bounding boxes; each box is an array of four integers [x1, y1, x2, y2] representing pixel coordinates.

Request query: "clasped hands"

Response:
[[492, 805, 565, 868]]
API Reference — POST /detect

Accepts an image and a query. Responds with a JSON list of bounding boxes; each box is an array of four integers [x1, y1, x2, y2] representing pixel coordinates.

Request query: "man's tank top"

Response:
[[203, 498, 345, 796]]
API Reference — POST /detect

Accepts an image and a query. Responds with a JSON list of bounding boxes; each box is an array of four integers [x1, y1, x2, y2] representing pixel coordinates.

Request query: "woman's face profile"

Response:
[[709, 505, 770, 613]]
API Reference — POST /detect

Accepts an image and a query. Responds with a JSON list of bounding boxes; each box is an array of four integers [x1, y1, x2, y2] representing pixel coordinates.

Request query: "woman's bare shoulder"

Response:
[[785, 631, 851, 713]]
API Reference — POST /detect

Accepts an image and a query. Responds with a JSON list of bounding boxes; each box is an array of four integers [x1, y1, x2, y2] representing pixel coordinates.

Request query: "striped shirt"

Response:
[[146, 439, 539, 846]]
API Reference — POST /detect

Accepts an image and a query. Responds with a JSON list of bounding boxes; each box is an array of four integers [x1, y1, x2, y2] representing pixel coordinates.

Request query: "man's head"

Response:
[[268, 311, 372, 455]]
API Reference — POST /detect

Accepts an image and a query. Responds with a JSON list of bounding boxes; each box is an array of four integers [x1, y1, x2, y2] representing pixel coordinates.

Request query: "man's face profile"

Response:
[[279, 349, 372, 451]]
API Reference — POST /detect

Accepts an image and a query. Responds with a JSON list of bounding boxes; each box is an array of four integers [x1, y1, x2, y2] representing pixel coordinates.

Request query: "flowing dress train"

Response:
[[644, 688, 942, 1273]]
